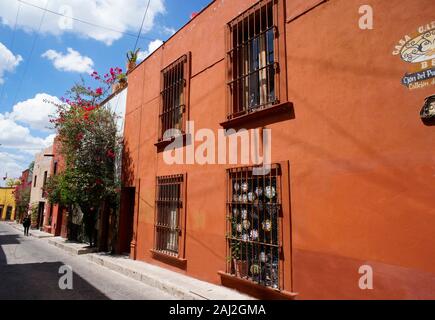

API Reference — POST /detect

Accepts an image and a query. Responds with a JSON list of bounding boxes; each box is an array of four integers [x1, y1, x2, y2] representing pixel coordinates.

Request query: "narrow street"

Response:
[[0, 222, 173, 300]]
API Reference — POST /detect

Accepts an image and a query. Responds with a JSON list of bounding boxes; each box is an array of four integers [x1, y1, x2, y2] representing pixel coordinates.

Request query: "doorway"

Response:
[[118, 187, 135, 254], [5, 206, 12, 220], [37, 202, 45, 229]]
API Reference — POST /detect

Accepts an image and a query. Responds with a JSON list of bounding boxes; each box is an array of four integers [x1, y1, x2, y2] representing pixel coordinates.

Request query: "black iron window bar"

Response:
[[226, 164, 282, 290], [226, 0, 279, 120], [154, 174, 184, 257], [159, 55, 188, 141]]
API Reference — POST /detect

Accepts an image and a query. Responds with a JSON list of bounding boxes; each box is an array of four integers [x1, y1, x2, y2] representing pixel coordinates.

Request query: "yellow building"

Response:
[[0, 187, 16, 221]]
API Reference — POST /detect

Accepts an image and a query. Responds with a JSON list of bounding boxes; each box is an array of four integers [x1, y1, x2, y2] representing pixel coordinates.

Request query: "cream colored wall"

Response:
[[29, 145, 53, 210]]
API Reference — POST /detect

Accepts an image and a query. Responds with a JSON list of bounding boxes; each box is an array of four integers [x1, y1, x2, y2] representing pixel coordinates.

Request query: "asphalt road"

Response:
[[0, 222, 174, 300]]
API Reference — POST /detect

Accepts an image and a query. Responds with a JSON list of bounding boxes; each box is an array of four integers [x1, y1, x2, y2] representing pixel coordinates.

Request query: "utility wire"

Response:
[[11, 0, 49, 108], [0, 2, 22, 104], [17, 0, 156, 42], [133, 0, 151, 52]]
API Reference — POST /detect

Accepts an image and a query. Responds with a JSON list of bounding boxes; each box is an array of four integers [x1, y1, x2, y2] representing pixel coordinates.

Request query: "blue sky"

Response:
[[0, 0, 210, 184]]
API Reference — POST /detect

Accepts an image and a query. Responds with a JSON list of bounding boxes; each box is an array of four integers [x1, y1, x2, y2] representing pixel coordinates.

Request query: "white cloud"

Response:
[[0, 94, 56, 184], [0, 117, 53, 154], [0, 151, 26, 182], [138, 39, 163, 61], [0, 42, 23, 84], [162, 26, 176, 35], [8, 93, 61, 131], [0, 0, 166, 45], [42, 48, 94, 73]]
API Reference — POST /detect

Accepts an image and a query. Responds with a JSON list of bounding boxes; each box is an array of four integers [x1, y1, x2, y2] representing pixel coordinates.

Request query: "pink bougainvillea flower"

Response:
[[95, 87, 103, 96], [106, 149, 115, 159]]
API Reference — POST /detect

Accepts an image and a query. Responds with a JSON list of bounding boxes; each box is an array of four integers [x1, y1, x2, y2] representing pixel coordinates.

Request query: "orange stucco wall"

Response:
[[123, 0, 435, 299]]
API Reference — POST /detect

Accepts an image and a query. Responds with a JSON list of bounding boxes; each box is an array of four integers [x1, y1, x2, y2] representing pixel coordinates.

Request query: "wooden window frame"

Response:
[[151, 173, 188, 266], [157, 53, 191, 147], [223, 0, 288, 127]]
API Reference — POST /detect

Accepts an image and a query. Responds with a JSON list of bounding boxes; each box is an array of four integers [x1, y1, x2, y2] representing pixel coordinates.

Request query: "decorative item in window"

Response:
[[250, 263, 261, 275], [241, 194, 248, 203], [233, 194, 239, 202], [247, 191, 256, 202], [250, 229, 259, 240], [241, 181, 249, 193], [259, 251, 268, 263], [262, 219, 272, 232], [242, 219, 251, 230], [236, 223, 243, 233], [241, 208, 248, 220], [232, 207, 239, 217], [234, 182, 240, 192], [255, 187, 263, 197], [264, 185, 276, 199], [241, 233, 250, 242]]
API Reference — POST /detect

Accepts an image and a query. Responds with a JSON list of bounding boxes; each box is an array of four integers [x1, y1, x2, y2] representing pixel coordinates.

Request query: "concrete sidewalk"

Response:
[[48, 237, 98, 255], [8, 221, 54, 239], [46, 237, 253, 300]]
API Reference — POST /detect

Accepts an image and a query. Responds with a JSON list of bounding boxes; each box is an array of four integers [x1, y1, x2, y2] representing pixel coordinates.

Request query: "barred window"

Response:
[[226, 0, 279, 120], [159, 54, 190, 141], [154, 174, 184, 257], [226, 164, 282, 289]]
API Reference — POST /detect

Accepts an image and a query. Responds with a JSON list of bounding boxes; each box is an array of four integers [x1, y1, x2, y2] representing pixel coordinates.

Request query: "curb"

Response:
[[86, 254, 204, 300], [48, 238, 98, 255]]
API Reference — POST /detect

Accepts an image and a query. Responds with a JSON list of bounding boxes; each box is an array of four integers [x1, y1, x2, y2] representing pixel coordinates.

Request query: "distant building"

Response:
[[29, 145, 53, 229], [0, 187, 16, 221]]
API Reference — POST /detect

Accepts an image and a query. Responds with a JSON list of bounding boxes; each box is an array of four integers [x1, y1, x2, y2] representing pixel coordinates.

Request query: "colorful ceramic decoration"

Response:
[[236, 223, 243, 233], [262, 219, 272, 232], [234, 182, 240, 192], [232, 207, 239, 216], [250, 264, 261, 275], [241, 233, 250, 241], [241, 208, 248, 219], [259, 251, 268, 263], [247, 192, 256, 202], [241, 181, 249, 193], [242, 219, 251, 230], [255, 187, 263, 197], [264, 186, 276, 199], [250, 229, 259, 240], [241, 194, 248, 203], [233, 194, 239, 202]]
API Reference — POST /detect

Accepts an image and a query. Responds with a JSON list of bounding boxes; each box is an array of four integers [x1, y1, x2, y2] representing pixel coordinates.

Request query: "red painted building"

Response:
[[120, 0, 435, 299]]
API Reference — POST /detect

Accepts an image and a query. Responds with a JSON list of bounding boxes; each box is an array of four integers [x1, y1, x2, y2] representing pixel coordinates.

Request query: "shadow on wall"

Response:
[[122, 139, 135, 187], [0, 232, 109, 300]]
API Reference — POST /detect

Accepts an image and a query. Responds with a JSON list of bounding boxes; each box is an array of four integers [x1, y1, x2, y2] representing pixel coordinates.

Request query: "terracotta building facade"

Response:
[[121, 0, 435, 299]]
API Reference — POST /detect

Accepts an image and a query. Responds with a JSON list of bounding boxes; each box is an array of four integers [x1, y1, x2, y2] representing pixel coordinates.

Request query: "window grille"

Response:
[[226, 164, 282, 289], [159, 54, 190, 141], [154, 174, 184, 256], [226, 0, 279, 120]]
